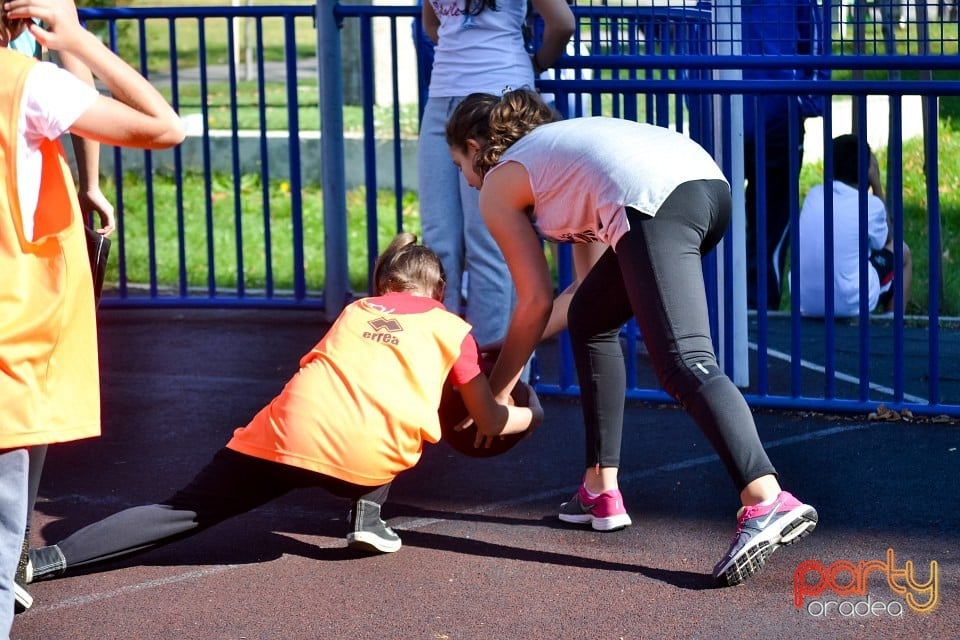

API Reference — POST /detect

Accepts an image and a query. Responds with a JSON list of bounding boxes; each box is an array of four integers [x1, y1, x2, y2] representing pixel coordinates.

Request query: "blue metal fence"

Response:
[[80, 4, 322, 308], [75, 2, 958, 418]]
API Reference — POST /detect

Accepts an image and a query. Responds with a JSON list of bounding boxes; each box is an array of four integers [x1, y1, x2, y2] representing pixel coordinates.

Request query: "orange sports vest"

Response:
[[0, 50, 101, 448], [227, 295, 471, 486]]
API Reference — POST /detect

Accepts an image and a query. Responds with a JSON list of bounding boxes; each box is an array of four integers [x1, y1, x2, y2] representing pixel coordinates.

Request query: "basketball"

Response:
[[438, 353, 541, 458]]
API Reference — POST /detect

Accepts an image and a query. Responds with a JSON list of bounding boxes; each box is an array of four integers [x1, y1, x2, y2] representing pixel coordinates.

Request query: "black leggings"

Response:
[[57, 448, 390, 569], [567, 179, 777, 492]]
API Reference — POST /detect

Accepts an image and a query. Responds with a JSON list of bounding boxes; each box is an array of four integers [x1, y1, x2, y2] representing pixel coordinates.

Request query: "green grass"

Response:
[[110, 172, 420, 295], [169, 80, 421, 136], [104, 0, 423, 136], [831, 21, 959, 56], [81, 0, 319, 74]]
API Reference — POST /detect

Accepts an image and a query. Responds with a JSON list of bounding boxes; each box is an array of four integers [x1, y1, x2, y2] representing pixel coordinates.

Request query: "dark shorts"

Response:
[[870, 248, 895, 307]]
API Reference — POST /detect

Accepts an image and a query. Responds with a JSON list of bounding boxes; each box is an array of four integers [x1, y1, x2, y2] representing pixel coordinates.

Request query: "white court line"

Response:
[[749, 341, 928, 405], [32, 420, 869, 612], [33, 566, 238, 611]]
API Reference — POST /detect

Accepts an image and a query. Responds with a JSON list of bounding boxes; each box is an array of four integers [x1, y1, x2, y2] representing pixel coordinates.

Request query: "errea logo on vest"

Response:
[[364, 317, 402, 344], [794, 548, 939, 618]]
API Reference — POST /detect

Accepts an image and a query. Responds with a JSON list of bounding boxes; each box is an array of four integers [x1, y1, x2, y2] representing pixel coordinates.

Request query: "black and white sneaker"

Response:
[[346, 500, 402, 553]]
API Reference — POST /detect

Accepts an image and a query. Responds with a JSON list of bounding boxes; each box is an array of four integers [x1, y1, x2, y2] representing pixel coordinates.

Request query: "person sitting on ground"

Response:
[[26, 233, 542, 586], [797, 134, 913, 318]]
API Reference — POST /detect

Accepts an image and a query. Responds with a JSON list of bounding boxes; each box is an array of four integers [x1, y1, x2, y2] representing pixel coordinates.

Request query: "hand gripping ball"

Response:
[[438, 352, 542, 458]]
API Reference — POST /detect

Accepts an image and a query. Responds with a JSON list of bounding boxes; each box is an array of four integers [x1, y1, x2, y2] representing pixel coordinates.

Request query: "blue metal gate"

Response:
[[75, 2, 959, 418]]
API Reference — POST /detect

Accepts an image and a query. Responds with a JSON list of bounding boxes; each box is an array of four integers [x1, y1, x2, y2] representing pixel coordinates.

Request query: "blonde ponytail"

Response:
[[373, 233, 447, 301]]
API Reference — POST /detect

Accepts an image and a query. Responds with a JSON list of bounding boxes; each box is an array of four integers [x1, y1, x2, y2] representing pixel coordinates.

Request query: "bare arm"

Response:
[[866, 151, 894, 244], [481, 241, 607, 352], [479, 163, 555, 401], [10, 0, 185, 150], [421, 1, 439, 45], [459, 375, 543, 438], [529, 0, 575, 72], [53, 48, 116, 233], [867, 151, 885, 201], [539, 242, 607, 340]]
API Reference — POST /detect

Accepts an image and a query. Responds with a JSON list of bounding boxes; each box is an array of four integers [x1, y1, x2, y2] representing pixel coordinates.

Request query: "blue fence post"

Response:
[[712, 0, 749, 388], [284, 14, 306, 304], [316, 0, 350, 320]]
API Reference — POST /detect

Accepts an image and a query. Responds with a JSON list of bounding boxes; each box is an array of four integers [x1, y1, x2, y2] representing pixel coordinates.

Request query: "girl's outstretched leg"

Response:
[[28, 449, 296, 580]]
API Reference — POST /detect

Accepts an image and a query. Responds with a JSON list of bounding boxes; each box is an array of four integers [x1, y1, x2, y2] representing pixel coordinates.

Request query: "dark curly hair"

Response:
[[445, 88, 560, 177]]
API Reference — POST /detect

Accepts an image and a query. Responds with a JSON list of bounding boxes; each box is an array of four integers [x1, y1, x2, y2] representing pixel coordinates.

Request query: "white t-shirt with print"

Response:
[[426, 0, 534, 97]]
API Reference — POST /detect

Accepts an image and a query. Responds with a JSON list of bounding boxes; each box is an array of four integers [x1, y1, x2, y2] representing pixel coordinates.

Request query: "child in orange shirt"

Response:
[[8, 5, 117, 616], [27, 233, 541, 585], [1, 0, 184, 627]]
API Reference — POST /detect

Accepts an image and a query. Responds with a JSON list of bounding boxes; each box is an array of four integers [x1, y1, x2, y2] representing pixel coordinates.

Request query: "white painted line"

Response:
[[31, 566, 238, 611], [749, 341, 928, 404]]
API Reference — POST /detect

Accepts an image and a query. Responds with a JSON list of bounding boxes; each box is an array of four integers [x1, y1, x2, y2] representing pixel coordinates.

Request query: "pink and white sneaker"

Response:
[[713, 490, 818, 586], [558, 485, 632, 531]]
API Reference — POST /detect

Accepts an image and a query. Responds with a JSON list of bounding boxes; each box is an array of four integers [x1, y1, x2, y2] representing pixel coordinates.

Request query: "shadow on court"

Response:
[[12, 308, 959, 640]]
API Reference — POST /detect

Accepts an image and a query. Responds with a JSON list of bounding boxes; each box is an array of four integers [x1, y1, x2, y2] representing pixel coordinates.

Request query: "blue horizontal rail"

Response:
[[537, 78, 960, 93]]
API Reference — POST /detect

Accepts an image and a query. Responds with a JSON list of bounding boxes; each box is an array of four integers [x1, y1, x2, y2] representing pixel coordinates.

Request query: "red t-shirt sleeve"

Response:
[[448, 334, 482, 386]]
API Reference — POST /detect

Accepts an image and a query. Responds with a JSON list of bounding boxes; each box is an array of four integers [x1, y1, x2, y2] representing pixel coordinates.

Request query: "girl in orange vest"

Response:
[[8, 6, 116, 617], [27, 233, 541, 585], [1, 0, 184, 630]]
